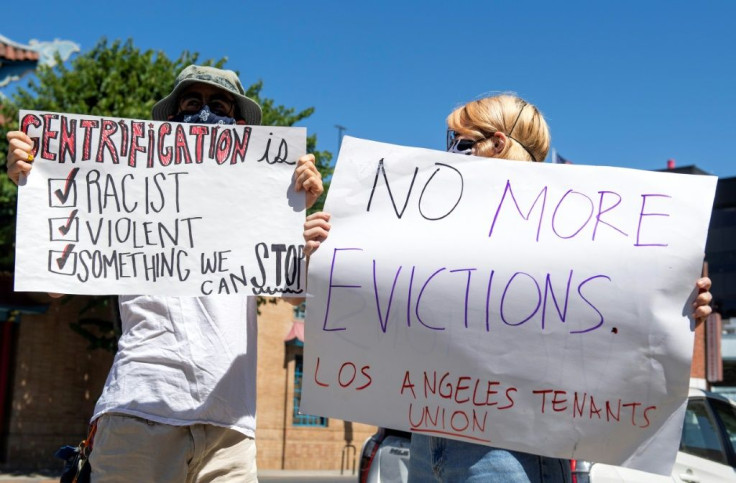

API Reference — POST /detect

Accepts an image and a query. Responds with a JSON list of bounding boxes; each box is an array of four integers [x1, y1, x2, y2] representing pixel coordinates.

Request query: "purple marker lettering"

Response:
[[373, 260, 402, 333], [489, 180, 548, 242], [485, 270, 495, 332], [551, 190, 593, 239], [322, 248, 363, 332], [406, 266, 415, 327], [592, 191, 628, 241], [542, 270, 573, 329], [570, 274, 611, 334], [635, 194, 671, 247], [500, 272, 542, 326], [415, 268, 447, 330], [449, 268, 476, 328]]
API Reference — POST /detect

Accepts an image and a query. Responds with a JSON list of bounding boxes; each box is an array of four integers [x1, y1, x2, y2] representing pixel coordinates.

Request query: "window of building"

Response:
[[292, 354, 328, 427], [293, 302, 306, 320]]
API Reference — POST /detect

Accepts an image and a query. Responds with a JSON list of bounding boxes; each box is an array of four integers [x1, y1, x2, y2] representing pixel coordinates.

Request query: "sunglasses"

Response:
[[178, 92, 235, 117], [446, 130, 477, 154], [446, 127, 538, 161]]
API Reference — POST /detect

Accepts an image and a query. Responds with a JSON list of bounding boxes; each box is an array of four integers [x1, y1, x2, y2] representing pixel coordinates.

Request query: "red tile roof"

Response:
[[0, 38, 39, 62]]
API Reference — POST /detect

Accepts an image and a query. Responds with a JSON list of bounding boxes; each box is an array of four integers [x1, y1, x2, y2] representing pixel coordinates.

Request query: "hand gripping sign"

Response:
[[301, 136, 717, 475], [14, 110, 307, 297]]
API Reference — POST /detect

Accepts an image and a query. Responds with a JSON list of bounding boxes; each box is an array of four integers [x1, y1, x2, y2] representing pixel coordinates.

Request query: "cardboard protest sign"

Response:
[[14, 110, 307, 297], [301, 136, 717, 475]]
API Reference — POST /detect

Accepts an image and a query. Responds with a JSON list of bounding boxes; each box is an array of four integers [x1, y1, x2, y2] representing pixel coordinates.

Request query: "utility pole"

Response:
[[335, 124, 347, 152]]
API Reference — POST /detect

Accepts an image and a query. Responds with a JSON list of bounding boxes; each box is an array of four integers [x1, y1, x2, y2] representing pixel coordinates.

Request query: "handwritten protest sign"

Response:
[[14, 110, 307, 297], [301, 136, 717, 475]]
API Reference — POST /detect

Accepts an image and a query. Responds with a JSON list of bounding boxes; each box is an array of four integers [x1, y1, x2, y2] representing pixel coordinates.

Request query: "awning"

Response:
[[284, 320, 304, 345]]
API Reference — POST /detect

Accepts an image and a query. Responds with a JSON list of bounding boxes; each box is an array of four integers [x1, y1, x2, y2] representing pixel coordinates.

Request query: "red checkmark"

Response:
[[56, 244, 75, 270], [58, 209, 79, 235], [54, 168, 80, 204]]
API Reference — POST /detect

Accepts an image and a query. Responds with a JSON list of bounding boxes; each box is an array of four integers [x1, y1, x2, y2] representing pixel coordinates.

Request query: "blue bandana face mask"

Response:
[[171, 105, 236, 125]]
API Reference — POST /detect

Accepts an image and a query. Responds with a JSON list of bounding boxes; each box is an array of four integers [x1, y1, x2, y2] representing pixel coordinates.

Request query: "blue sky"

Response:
[[3, 0, 735, 176]]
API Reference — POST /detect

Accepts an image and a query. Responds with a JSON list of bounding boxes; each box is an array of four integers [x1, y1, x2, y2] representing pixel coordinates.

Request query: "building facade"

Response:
[[705, 175, 736, 396], [255, 300, 375, 472], [655, 166, 734, 391], [0, 289, 374, 472]]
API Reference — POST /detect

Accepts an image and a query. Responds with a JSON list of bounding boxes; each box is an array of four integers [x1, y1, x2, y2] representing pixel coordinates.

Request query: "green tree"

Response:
[[0, 38, 332, 351]]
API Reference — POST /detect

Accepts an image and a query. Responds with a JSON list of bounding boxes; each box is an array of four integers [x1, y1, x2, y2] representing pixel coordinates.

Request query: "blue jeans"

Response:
[[408, 434, 571, 483]]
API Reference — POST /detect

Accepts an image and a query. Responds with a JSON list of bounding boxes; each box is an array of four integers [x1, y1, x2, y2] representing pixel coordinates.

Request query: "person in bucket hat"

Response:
[[152, 65, 262, 125], [6, 64, 323, 482]]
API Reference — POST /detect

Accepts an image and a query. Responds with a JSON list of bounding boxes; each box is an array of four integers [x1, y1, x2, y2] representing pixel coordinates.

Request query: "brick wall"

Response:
[[690, 318, 706, 380], [1, 295, 114, 471], [256, 300, 376, 471]]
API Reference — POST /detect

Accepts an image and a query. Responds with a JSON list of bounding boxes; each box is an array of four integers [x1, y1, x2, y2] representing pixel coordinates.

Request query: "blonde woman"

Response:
[[303, 94, 713, 482], [413, 95, 568, 482]]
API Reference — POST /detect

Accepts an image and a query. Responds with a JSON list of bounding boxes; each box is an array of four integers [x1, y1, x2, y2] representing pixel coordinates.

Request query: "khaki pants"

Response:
[[89, 414, 257, 482]]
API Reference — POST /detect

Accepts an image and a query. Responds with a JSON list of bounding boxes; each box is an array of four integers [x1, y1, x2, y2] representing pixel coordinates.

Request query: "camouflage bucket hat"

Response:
[[151, 65, 262, 125]]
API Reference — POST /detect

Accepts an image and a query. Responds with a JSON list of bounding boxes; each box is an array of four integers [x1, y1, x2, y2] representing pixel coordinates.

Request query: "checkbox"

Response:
[[49, 210, 79, 242], [48, 245, 77, 275], [48, 168, 79, 208]]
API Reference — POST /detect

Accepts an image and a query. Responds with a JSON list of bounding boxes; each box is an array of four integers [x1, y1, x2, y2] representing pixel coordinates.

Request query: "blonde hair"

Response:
[[446, 95, 550, 162]]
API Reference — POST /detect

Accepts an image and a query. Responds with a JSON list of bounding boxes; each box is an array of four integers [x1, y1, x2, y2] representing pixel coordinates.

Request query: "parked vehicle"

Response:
[[572, 388, 736, 482], [360, 389, 736, 483], [358, 427, 411, 483]]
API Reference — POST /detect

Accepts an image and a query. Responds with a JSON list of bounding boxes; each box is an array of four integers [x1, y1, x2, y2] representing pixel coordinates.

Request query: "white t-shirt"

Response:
[[92, 295, 258, 437]]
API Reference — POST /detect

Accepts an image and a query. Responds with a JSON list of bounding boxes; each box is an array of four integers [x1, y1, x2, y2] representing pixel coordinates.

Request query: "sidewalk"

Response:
[[258, 469, 349, 476], [0, 474, 57, 483], [0, 469, 355, 482]]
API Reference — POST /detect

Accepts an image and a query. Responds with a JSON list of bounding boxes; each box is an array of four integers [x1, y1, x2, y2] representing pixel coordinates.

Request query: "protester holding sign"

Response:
[[7, 65, 323, 482], [302, 93, 712, 483]]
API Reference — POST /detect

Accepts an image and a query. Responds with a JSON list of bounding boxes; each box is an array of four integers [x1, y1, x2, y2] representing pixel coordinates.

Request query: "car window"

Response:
[[680, 398, 727, 464], [709, 398, 736, 454]]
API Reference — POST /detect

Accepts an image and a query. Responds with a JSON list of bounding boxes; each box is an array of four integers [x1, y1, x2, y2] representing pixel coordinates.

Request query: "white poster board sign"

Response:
[[14, 110, 307, 297], [301, 136, 717, 475]]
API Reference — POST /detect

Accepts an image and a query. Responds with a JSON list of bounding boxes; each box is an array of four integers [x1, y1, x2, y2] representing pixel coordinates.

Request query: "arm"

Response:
[[7, 131, 64, 299], [303, 211, 331, 258], [293, 154, 324, 209], [6, 130, 35, 185], [284, 211, 332, 306], [284, 155, 325, 306]]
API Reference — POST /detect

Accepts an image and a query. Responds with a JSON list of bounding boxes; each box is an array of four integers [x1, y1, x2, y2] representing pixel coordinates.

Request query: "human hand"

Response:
[[6, 130, 35, 185], [693, 277, 713, 326], [294, 154, 324, 209], [304, 211, 331, 257]]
